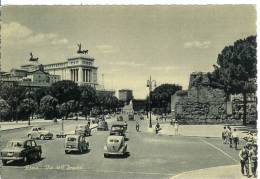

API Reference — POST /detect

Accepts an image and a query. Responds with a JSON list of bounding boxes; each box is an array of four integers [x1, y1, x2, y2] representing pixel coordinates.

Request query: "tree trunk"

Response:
[[242, 92, 247, 126]]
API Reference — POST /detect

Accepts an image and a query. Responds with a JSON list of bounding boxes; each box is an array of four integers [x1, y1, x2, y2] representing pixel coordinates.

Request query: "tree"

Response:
[[50, 80, 81, 104], [79, 85, 97, 115], [17, 98, 37, 120], [150, 84, 182, 114], [212, 35, 256, 125], [0, 98, 10, 121], [40, 95, 58, 120], [0, 83, 26, 121]]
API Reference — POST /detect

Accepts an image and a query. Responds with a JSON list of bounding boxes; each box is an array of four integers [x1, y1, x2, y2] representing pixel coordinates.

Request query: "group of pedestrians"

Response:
[[222, 126, 258, 178]]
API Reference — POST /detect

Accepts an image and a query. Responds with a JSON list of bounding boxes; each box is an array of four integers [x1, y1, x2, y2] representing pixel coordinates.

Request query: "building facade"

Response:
[[44, 53, 98, 87]]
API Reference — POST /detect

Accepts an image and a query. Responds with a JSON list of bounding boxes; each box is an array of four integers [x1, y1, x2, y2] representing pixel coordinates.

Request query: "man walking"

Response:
[[239, 145, 250, 177], [232, 128, 239, 150], [227, 126, 233, 148], [174, 121, 179, 135], [222, 126, 227, 144], [249, 144, 258, 178]]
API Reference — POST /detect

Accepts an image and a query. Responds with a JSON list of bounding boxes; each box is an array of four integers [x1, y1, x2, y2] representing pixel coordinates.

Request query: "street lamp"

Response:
[[147, 75, 156, 128]]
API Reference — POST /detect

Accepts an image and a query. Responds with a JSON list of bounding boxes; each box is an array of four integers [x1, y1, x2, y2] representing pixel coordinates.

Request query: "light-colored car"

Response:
[[65, 134, 89, 154], [104, 135, 127, 158], [0, 139, 42, 165], [27, 127, 53, 140]]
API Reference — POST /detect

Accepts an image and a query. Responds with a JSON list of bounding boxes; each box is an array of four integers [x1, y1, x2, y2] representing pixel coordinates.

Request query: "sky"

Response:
[[0, 5, 256, 98]]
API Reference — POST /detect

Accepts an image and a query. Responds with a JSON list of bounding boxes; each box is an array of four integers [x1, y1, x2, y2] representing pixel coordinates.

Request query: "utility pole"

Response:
[[147, 75, 156, 128]]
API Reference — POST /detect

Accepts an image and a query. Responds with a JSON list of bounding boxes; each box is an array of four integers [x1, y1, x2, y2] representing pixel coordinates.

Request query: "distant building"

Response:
[[118, 89, 133, 103], [44, 53, 98, 88]]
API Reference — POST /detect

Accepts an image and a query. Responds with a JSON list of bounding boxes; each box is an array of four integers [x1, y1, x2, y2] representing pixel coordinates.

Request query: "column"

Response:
[[71, 69, 73, 81], [78, 67, 83, 83]]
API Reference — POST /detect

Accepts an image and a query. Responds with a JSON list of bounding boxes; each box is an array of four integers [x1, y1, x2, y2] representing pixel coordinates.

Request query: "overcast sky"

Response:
[[1, 5, 256, 98]]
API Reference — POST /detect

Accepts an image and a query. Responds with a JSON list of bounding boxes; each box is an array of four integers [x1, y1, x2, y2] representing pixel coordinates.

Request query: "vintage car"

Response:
[[97, 121, 109, 131], [75, 125, 91, 136], [65, 134, 89, 154], [104, 135, 127, 157], [117, 115, 124, 121], [27, 127, 53, 140], [110, 124, 126, 137], [0, 139, 42, 165]]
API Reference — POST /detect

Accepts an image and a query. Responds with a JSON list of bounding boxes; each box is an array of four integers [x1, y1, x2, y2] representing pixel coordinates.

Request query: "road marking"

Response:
[[200, 138, 239, 163]]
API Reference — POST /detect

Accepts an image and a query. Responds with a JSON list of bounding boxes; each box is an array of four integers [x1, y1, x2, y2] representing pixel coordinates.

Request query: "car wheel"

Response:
[[79, 146, 83, 153], [37, 152, 41, 160], [104, 153, 108, 158], [2, 160, 7, 166], [23, 155, 28, 164], [65, 150, 69, 154], [40, 135, 45, 140]]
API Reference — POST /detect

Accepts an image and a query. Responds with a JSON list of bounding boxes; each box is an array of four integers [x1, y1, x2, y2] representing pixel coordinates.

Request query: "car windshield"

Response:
[[111, 126, 123, 131], [67, 137, 77, 142], [6, 141, 24, 148]]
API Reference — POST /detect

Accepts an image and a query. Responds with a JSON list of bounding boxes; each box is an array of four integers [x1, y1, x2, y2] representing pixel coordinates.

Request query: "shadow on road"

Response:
[[3, 157, 45, 167]]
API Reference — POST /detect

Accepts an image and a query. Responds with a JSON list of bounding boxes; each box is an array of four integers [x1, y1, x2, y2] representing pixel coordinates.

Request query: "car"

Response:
[[75, 125, 91, 136], [97, 121, 109, 131], [0, 139, 42, 165], [27, 127, 53, 140], [117, 115, 123, 121], [110, 124, 126, 137], [65, 134, 89, 154], [104, 135, 127, 157], [128, 114, 134, 121]]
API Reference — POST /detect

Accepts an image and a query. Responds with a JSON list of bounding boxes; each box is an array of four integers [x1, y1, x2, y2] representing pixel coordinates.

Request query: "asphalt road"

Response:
[[0, 116, 241, 179]]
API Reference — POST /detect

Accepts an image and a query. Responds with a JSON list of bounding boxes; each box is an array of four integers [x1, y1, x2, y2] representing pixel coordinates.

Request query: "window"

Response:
[[31, 141, 36, 147], [25, 141, 32, 148]]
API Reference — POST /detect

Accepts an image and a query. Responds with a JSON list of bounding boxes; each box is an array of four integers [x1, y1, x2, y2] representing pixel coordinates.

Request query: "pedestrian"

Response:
[[222, 126, 227, 144], [249, 144, 258, 178], [174, 121, 179, 135], [239, 145, 250, 177], [232, 128, 239, 150], [227, 126, 233, 148], [155, 121, 160, 134]]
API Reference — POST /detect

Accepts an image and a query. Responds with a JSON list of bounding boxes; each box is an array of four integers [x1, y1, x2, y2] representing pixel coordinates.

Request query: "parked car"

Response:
[[75, 125, 91, 136], [117, 116, 123, 121], [27, 127, 53, 140], [110, 124, 126, 137], [65, 134, 89, 154], [0, 139, 42, 165], [104, 135, 127, 157], [97, 121, 109, 131]]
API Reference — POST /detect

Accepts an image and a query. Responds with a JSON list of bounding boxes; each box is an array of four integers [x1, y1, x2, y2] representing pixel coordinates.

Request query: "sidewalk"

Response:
[[145, 120, 253, 139], [0, 119, 52, 131], [170, 165, 249, 179]]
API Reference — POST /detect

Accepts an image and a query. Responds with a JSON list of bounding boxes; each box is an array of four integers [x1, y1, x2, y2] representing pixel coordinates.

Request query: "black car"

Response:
[[110, 124, 126, 137]]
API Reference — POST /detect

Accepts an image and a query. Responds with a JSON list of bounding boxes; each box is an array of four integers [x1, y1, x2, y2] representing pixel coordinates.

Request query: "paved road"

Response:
[[0, 116, 241, 179]]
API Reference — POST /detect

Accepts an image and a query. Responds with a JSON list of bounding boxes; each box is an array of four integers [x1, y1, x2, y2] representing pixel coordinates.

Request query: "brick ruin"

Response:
[[171, 72, 257, 124], [172, 72, 227, 123]]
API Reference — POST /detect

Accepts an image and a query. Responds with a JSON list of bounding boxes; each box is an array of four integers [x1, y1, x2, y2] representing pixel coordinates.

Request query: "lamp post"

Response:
[[147, 75, 156, 128]]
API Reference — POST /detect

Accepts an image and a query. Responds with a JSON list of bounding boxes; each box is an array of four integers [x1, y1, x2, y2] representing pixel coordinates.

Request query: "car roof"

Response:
[[107, 135, 124, 140]]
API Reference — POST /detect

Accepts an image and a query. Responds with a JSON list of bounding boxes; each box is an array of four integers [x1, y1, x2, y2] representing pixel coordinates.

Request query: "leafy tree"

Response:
[[17, 98, 37, 120], [150, 84, 182, 114], [40, 95, 58, 120], [0, 83, 26, 121], [212, 35, 256, 125], [79, 85, 97, 115], [50, 80, 81, 104], [0, 98, 10, 121]]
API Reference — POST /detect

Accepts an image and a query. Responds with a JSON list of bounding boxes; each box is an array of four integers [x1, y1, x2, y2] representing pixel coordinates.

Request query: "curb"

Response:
[[0, 122, 53, 132]]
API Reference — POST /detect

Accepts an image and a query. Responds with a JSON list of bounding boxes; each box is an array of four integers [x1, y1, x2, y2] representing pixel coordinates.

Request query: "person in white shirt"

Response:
[[232, 128, 239, 150], [174, 121, 179, 135]]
